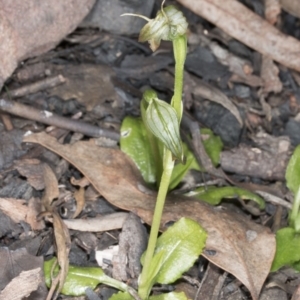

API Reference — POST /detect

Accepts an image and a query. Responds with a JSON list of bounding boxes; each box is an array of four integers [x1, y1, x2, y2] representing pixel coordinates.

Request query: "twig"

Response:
[[0, 98, 120, 140], [6, 75, 66, 98]]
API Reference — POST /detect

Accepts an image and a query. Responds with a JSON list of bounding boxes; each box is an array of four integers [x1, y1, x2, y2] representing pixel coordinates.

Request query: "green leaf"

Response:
[[150, 291, 188, 300], [44, 258, 129, 296], [201, 128, 223, 166], [271, 227, 300, 272], [286, 145, 300, 194], [44, 258, 105, 296], [188, 186, 265, 209], [145, 96, 184, 163], [144, 218, 207, 285], [109, 292, 134, 300], [120, 116, 157, 184]]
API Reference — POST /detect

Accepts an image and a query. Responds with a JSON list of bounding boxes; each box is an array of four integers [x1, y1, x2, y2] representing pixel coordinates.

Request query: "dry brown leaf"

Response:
[[265, 0, 281, 25], [41, 164, 71, 300], [15, 159, 45, 190], [280, 0, 300, 18], [42, 164, 59, 211], [51, 212, 71, 300], [0, 0, 95, 89], [72, 187, 85, 218], [0, 268, 42, 300], [0, 247, 44, 293], [193, 79, 243, 126], [24, 132, 276, 299], [0, 197, 44, 230], [177, 0, 300, 72], [261, 56, 282, 94]]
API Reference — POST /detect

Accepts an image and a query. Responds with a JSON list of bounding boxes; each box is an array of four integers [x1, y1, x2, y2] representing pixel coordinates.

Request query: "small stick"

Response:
[[7, 75, 66, 98], [0, 98, 120, 140]]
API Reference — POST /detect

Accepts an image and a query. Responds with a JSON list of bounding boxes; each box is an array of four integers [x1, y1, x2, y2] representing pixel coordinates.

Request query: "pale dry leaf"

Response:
[[193, 79, 243, 126], [42, 164, 59, 211], [52, 212, 71, 299], [24, 132, 276, 300], [41, 164, 71, 300], [0, 247, 43, 291], [280, 0, 300, 18], [63, 212, 128, 232], [261, 56, 282, 94], [15, 159, 45, 190], [177, 0, 300, 72], [0, 268, 42, 300], [72, 187, 85, 218], [0, 197, 43, 230], [0, 198, 28, 223], [264, 0, 281, 25]]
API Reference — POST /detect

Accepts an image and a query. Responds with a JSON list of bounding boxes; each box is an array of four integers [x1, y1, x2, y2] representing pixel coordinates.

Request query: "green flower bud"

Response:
[[142, 90, 184, 163]]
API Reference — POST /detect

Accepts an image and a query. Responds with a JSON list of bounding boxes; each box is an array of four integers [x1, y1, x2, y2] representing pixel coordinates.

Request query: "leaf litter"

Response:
[[24, 132, 276, 300]]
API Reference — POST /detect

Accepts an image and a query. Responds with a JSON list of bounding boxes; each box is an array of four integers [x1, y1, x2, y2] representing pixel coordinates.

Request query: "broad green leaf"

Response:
[[44, 258, 104, 296], [271, 227, 300, 271], [109, 292, 134, 300], [201, 128, 223, 166], [286, 145, 300, 194], [150, 291, 188, 300], [120, 116, 157, 184], [188, 186, 265, 209], [144, 218, 206, 284], [145, 97, 184, 163], [44, 257, 128, 296]]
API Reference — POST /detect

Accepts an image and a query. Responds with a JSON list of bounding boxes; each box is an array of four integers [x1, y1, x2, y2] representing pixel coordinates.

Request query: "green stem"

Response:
[[171, 35, 187, 121], [290, 186, 300, 229], [138, 150, 174, 299]]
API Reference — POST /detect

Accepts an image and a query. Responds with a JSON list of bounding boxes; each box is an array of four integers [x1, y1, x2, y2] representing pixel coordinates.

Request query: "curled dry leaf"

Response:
[[177, 0, 300, 72], [24, 132, 276, 300], [193, 78, 243, 126], [41, 164, 71, 300]]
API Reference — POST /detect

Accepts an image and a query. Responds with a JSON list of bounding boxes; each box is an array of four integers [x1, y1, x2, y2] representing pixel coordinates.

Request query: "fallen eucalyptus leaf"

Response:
[[24, 132, 275, 300]]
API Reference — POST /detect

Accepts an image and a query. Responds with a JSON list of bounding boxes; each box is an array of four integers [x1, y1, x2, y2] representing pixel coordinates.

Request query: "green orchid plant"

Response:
[[44, 3, 207, 300], [123, 3, 206, 299]]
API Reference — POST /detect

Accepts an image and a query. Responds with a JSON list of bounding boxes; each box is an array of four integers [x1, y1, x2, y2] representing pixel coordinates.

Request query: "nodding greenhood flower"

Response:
[[122, 4, 188, 51]]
